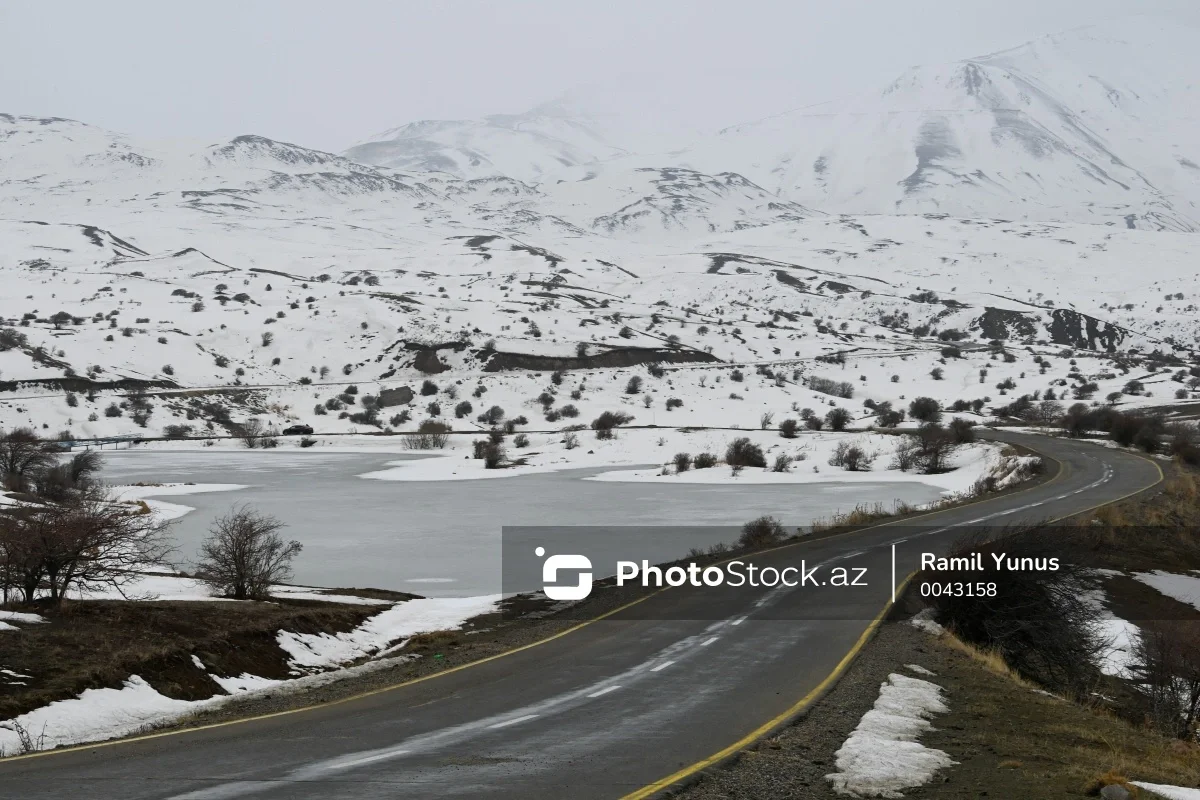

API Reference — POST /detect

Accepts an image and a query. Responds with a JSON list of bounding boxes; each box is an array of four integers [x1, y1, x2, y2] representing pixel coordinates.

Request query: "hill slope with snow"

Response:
[[2, 19, 1199, 440]]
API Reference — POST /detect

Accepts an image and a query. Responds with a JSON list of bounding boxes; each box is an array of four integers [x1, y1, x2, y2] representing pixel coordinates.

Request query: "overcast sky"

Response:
[[3, 1, 1199, 152]]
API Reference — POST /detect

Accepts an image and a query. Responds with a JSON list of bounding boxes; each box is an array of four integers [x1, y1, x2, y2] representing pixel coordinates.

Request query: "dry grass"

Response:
[[809, 500, 915, 533], [1081, 769, 1140, 796], [403, 629, 465, 654], [918, 629, 1200, 796], [0, 599, 372, 720], [938, 630, 1036, 689]]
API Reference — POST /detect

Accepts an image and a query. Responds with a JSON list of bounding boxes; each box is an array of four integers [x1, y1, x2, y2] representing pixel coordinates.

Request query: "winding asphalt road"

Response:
[[0, 432, 1162, 799]]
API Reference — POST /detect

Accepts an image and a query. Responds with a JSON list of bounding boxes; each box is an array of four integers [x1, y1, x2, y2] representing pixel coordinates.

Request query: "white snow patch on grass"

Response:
[[1133, 783, 1200, 800], [827, 673, 955, 798], [1083, 586, 1141, 678], [0, 675, 198, 754], [276, 595, 499, 671], [1133, 571, 1200, 611], [909, 609, 945, 636], [209, 673, 282, 694], [0, 596, 495, 754], [0, 611, 47, 624]]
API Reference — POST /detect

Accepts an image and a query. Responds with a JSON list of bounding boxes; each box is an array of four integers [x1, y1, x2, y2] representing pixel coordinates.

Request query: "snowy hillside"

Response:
[[2, 18, 1199, 442], [682, 17, 1200, 231]]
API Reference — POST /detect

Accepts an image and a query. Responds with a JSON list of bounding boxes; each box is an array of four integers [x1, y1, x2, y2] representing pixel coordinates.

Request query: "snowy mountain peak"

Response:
[[206, 135, 362, 171], [682, 17, 1200, 232]]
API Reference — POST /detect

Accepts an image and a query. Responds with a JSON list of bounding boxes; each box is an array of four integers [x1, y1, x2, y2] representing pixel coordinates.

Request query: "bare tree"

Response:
[[0, 515, 42, 604], [0, 428, 57, 492], [6, 489, 175, 605], [196, 506, 302, 600], [1129, 620, 1200, 739], [239, 418, 265, 449]]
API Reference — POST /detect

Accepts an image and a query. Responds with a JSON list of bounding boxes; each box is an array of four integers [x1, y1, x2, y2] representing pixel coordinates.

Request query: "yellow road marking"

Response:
[[1, 437, 1160, 773], [0, 590, 665, 763], [619, 445, 1164, 800], [619, 574, 915, 800]]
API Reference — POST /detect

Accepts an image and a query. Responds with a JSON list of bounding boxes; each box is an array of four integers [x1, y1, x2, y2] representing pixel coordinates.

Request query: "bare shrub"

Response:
[[693, 452, 717, 469], [825, 407, 851, 431], [808, 376, 854, 398], [674, 452, 691, 473], [725, 437, 766, 469], [239, 418, 265, 448], [592, 410, 634, 440], [196, 506, 301, 600], [779, 418, 799, 438], [948, 418, 976, 443], [919, 525, 1105, 698], [891, 438, 921, 471], [1129, 621, 1200, 739], [771, 454, 792, 473], [738, 516, 786, 549], [829, 441, 873, 471], [404, 420, 451, 450], [913, 423, 957, 473], [908, 396, 942, 423]]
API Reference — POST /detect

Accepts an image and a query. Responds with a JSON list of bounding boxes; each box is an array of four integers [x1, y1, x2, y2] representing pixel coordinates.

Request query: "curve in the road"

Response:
[[0, 433, 1164, 800]]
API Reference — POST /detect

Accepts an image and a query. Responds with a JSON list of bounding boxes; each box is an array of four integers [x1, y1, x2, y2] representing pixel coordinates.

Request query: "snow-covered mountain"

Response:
[[343, 99, 629, 183], [2, 18, 1199, 441], [682, 17, 1200, 231]]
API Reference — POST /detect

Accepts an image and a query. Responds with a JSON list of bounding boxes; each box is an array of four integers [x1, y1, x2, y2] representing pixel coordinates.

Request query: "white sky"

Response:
[[3, 1, 1199, 151]]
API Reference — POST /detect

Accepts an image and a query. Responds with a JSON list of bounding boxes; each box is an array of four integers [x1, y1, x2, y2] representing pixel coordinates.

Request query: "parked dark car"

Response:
[[281, 424, 314, 435]]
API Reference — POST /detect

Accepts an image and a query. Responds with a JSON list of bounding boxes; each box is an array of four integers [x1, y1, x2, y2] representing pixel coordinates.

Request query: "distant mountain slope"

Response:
[[343, 99, 627, 183], [681, 17, 1200, 231]]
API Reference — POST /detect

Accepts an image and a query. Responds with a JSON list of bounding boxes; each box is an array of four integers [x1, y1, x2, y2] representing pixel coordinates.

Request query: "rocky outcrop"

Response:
[[976, 307, 1039, 341], [377, 386, 414, 408], [1048, 308, 1128, 352], [479, 347, 720, 373]]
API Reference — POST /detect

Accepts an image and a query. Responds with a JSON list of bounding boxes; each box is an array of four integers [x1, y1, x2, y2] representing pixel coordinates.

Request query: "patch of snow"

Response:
[[208, 673, 282, 694], [0, 611, 47, 624], [1133, 783, 1200, 800], [277, 595, 499, 671], [827, 673, 956, 798], [0, 595, 494, 754], [905, 664, 936, 676], [1083, 585, 1141, 678], [909, 609, 945, 636], [0, 675, 198, 754], [1133, 571, 1200, 612], [112, 483, 248, 524]]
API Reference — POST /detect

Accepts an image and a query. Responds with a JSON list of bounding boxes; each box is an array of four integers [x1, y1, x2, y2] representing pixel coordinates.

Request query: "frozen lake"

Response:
[[99, 451, 944, 596]]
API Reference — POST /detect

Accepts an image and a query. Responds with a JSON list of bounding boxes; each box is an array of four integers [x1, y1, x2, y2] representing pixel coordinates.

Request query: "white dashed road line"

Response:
[[488, 714, 539, 729]]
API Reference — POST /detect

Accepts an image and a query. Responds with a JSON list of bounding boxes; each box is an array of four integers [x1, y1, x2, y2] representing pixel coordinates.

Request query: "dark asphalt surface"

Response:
[[0, 433, 1162, 800]]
